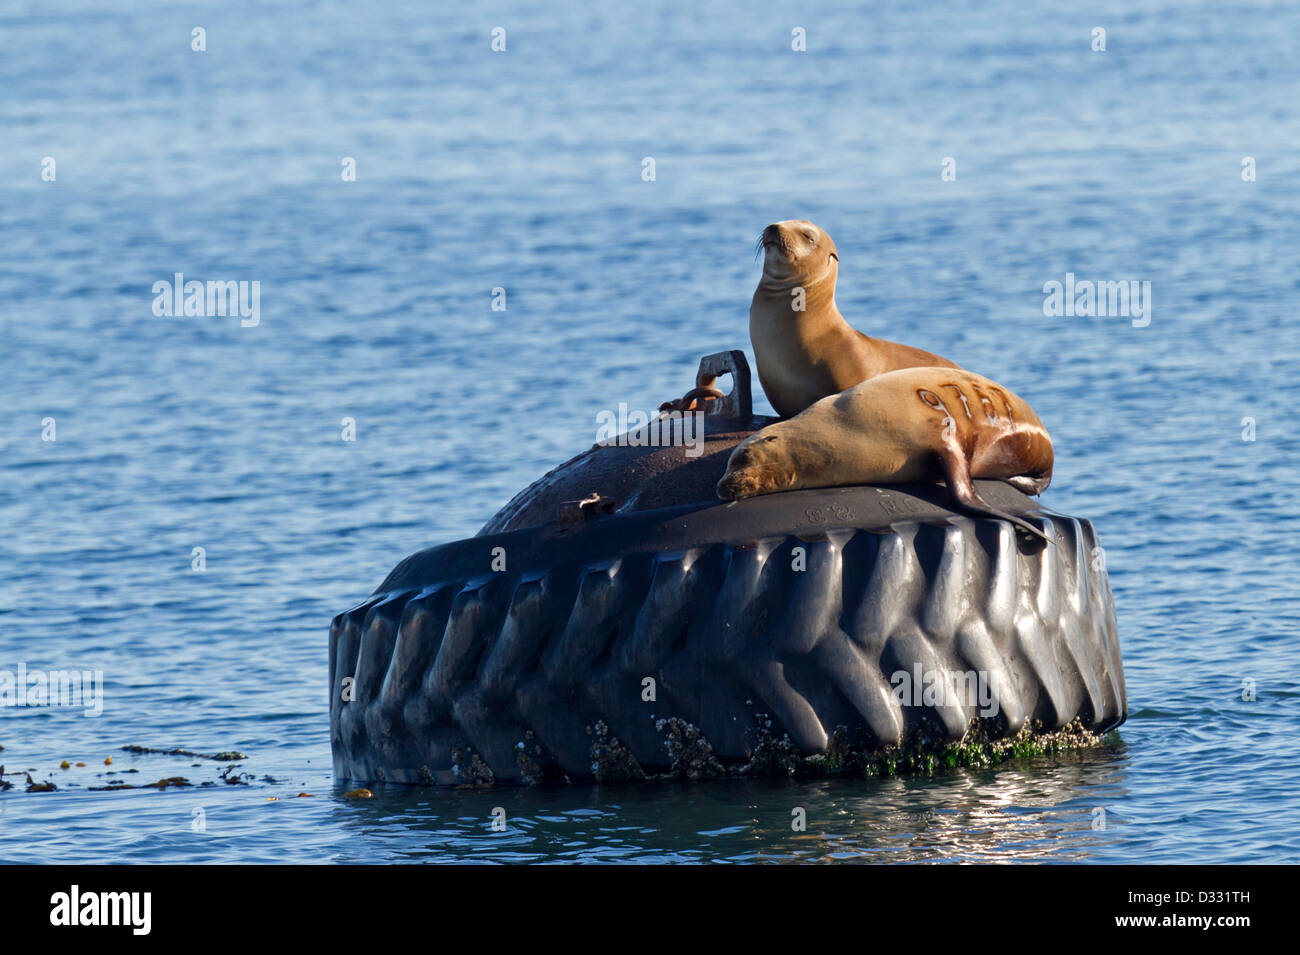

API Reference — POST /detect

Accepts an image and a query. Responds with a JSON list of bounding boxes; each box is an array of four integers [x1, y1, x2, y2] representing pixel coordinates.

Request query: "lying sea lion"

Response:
[[716, 367, 1055, 541]]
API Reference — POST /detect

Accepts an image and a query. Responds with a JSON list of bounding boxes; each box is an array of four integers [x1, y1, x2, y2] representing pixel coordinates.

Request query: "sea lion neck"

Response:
[[754, 266, 838, 305]]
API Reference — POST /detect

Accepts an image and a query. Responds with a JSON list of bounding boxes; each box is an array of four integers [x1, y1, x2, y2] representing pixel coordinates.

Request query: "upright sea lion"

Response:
[[751, 220, 960, 418], [716, 367, 1055, 541]]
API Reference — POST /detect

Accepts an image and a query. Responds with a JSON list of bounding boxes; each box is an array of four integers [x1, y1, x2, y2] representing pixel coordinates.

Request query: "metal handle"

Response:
[[695, 350, 752, 420]]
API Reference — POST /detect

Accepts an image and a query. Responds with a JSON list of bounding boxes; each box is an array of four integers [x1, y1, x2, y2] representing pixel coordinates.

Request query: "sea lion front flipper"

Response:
[[658, 385, 725, 414], [937, 437, 1054, 544]]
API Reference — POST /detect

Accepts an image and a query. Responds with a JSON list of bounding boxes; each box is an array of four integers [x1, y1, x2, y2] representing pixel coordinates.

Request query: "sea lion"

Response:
[[658, 386, 724, 413], [716, 367, 1055, 541], [751, 220, 960, 418]]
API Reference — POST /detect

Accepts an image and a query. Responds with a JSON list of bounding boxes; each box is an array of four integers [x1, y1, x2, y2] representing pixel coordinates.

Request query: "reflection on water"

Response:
[[328, 744, 1132, 863]]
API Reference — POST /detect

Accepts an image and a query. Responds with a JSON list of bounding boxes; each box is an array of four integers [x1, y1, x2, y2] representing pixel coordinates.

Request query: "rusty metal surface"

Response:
[[477, 416, 771, 535], [479, 350, 766, 535]]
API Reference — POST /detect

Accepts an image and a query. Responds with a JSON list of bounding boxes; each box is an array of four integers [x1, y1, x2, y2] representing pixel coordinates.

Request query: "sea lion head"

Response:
[[757, 219, 838, 289], [716, 432, 795, 500]]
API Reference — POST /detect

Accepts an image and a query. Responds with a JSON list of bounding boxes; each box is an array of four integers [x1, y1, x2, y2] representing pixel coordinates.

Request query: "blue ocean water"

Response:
[[1, 0, 1297, 863]]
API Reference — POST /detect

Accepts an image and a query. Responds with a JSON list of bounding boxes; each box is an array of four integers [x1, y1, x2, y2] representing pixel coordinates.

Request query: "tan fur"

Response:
[[717, 367, 1053, 503], [750, 220, 960, 418]]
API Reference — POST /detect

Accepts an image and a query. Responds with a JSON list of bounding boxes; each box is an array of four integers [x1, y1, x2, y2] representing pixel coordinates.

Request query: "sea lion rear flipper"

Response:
[[937, 440, 1054, 544], [1007, 474, 1051, 496]]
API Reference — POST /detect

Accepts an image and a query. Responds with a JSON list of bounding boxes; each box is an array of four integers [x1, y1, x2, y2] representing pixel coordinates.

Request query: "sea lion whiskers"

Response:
[[759, 225, 791, 257], [717, 427, 830, 500]]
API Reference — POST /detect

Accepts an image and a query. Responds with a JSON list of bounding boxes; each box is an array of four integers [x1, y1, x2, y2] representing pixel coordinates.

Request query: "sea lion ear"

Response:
[[829, 251, 838, 261]]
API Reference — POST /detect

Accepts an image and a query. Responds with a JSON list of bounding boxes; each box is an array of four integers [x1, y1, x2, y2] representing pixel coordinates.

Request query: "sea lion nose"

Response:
[[762, 224, 781, 243]]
